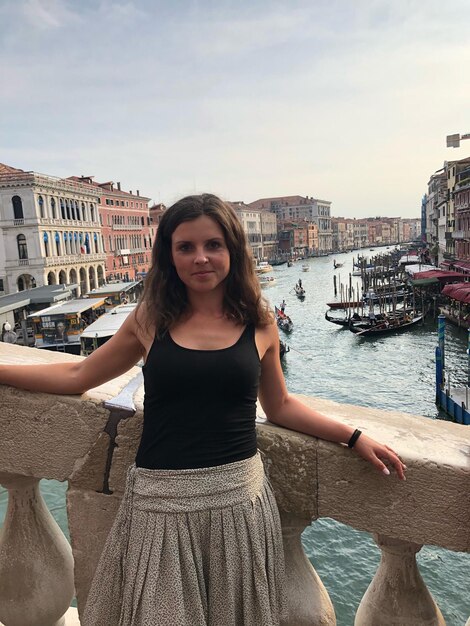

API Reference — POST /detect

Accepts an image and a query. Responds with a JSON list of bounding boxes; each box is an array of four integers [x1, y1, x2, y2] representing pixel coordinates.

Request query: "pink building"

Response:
[[68, 177, 152, 281]]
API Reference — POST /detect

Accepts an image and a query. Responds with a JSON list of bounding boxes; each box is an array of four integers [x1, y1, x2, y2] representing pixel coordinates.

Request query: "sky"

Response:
[[1, 0, 470, 219]]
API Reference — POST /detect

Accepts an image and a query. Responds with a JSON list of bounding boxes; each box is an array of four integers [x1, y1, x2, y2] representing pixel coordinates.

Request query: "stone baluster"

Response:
[[281, 513, 336, 626], [0, 474, 74, 626], [355, 534, 446, 626]]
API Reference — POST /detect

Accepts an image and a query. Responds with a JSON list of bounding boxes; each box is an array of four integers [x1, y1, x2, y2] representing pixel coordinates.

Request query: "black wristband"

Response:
[[347, 429, 362, 448]]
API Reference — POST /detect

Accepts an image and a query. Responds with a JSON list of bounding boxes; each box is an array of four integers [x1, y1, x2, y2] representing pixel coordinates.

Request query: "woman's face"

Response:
[[171, 215, 230, 295]]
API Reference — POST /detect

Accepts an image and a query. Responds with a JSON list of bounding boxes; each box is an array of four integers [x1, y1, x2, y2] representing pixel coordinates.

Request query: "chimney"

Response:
[[117, 182, 121, 191], [137, 190, 140, 196], [130, 191, 132, 195]]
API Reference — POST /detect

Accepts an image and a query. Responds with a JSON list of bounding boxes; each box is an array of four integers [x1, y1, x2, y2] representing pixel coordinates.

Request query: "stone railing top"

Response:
[[0, 343, 469, 553]]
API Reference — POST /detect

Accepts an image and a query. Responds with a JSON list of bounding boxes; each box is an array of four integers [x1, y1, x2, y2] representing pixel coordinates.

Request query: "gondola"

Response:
[[325, 308, 410, 328], [349, 314, 424, 337], [294, 283, 306, 300], [274, 306, 294, 333], [280, 341, 290, 359], [324, 310, 381, 327], [362, 289, 409, 304]]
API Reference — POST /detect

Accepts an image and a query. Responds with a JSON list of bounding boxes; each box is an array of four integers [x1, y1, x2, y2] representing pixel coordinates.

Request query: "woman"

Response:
[[0, 194, 405, 625]]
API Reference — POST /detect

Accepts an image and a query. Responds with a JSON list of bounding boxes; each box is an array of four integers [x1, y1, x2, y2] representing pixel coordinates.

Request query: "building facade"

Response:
[[230, 202, 278, 260], [0, 163, 106, 296], [69, 177, 151, 282], [248, 195, 333, 253]]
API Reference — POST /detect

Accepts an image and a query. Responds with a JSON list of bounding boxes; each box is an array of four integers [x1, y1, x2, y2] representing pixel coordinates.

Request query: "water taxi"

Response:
[[259, 275, 276, 287], [255, 262, 273, 274]]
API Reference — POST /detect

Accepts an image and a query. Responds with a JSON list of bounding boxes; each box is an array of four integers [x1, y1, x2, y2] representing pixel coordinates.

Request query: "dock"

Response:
[[435, 314, 470, 425]]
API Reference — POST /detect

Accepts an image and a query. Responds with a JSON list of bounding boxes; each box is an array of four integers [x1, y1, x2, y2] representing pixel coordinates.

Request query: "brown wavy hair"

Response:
[[137, 194, 273, 336]]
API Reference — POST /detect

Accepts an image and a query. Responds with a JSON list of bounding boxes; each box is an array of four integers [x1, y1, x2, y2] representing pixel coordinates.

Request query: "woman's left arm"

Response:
[[257, 323, 406, 480]]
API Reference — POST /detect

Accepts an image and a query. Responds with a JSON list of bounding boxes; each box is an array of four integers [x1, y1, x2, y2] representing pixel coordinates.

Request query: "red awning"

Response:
[[442, 282, 470, 303], [412, 270, 464, 282], [453, 261, 470, 273]]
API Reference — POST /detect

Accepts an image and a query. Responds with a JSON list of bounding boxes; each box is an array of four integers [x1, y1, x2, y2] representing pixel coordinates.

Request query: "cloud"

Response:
[[19, 0, 82, 30], [1, 0, 470, 216]]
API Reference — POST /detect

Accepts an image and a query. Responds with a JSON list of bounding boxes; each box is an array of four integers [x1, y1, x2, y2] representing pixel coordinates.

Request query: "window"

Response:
[[51, 198, 56, 219], [17, 234, 28, 259], [38, 195, 45, 218], [12, 196, 24, 219], [43, 232, 50, 256], [60, 199, 66, 219]]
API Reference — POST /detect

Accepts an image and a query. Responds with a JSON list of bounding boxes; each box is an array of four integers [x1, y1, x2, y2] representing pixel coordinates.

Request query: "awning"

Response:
[[442, 282, 470, 303], [452, 261, 470, 273], [409, 270, 464, 286], [440, 261, 453, 269], [404, 264, 436, 276]]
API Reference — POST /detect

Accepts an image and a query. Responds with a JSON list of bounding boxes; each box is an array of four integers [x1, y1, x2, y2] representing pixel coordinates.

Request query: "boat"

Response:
[[301, 264, 310, 272], [255, 262, 273, 274], [325, 308, 409, 328], [326, 300, 363, 309], [280, 341, 290, 359], [80, 303, 137, 355], [362, 289, 409, 304], [287, 260, 293, 267], [294, 283, 306, 300], [274, 306, 293, 333], [333, 261, 344, 269], [349, 313, 424, 337], [259, 275, 276, 287]]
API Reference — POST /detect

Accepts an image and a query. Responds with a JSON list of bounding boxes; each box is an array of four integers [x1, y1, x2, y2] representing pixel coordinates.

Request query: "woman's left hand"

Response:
[[352, 433, 406, 480]]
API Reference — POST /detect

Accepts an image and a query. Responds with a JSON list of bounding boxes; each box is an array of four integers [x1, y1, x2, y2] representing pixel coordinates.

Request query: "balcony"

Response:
[[0, 345, 468, 624], [111, 223, 143, 231], [44, 253, 107, 266], [451, 230, 470, 240]]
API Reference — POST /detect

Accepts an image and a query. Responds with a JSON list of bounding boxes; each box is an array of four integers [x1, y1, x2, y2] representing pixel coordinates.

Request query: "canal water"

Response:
[[1, 246, 469, 625]]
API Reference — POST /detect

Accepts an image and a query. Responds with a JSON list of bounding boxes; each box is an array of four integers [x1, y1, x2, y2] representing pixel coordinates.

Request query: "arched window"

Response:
[[71, 200, 76, 221], [12, 196, 24, 219], [60, 199, 66, 219], [81, 202, 86, 221], [90, 204, 95, 222], [51, 198, 56, 219], [38, 195, 45, 218], [94, 232, 98, 253], [17, 234, 28, 259], [65, 200, 71, 220], [75, 200, 80, 221], [55, 232, 60, 256], [43, 232, 50, 256]]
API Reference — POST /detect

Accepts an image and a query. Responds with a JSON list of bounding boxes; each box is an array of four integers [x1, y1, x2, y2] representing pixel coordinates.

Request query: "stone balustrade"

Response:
[[0, 343, 468, 626]]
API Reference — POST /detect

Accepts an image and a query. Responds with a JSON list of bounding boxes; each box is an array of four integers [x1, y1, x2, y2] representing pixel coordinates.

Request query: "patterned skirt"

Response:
[[82, 452, 286, 626]]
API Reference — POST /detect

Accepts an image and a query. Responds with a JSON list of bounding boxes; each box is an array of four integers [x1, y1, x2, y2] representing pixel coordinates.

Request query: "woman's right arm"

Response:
[[0, 310, 147, 395]]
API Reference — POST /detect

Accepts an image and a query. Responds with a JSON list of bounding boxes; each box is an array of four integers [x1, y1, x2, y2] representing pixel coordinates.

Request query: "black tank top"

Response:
[[135, 324, 261, 469]]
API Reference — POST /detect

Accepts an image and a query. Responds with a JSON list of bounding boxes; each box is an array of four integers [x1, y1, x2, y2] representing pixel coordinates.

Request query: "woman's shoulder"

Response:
[[129, 303, 156, 345], [255, 318, 278, 356]]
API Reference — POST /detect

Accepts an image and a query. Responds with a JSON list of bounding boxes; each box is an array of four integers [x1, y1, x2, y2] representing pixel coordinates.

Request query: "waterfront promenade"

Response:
[[0, 341, 468, 625]]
